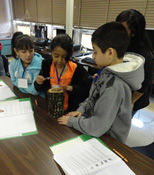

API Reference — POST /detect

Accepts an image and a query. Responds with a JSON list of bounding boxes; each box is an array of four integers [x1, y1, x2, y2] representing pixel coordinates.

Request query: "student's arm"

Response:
[[132, 53, 153, 108], [34, 59, 51, 92], [59, 87, 124, 138], [69, 64, 92, 99]]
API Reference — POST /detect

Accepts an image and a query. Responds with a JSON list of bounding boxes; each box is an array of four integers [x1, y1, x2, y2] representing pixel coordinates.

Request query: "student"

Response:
[[0, 42, 9, 76], [11, 31, 23, 58], [116, 9, 153, 115], [9, 34, 44, 96], [34, 34, 90, 112], [58, 22, 145, 143], [0, 42, 6, 76]]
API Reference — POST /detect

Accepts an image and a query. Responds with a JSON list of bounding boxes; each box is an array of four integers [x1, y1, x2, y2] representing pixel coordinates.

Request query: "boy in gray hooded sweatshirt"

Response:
[[58, 22, 145, 143]]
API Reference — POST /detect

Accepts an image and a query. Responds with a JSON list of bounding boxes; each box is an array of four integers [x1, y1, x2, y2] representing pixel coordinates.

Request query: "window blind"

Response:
[[79, 0, 108, 28], [145, 0, 154, 28], [24, 0, 38, 22], [12, 0, 25, 20], [74, 0, 80, 27], [107, 0, 146, 22], [12, 0, 154, 28], [76, 0, 154, 29], [37, 0, 52, 23], [52, 0, 66, 26]]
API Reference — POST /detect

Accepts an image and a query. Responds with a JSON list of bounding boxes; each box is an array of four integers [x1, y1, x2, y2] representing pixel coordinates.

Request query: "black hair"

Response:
[[50, 34, 73, 62], [116, 9, 154, 56], [11, 31, 23, 58], [92, 22, 129, 58], [16, 34, 34, 50], [14, 35, 34, 59]]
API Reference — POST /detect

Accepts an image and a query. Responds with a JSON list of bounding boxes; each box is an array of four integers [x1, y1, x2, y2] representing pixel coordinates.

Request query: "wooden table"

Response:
[[0, 76, 154, 175]]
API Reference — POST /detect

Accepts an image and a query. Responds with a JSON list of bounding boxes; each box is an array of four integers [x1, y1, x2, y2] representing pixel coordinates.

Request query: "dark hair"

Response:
[[16, 34, 34, 49], [13, 35, 34, 59], [92, 22, 129, 58], [116, 9, 154, 56], [11, 31, 23, 58], [50, 34, 73, 62]]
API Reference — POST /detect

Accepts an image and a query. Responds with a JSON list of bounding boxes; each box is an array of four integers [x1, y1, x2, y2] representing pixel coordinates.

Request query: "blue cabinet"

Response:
[[0, 39, 12, 56]]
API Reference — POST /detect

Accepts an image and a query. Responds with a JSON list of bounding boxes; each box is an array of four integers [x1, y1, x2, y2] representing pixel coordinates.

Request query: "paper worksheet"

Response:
[[51, 138, 135, 175], [51, 136, 83, 155], [0, 98, 38, 139], [0, 80, 16, 101]]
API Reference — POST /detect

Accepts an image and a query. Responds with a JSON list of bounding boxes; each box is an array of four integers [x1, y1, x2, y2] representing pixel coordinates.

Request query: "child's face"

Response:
[[92, 43, 112, 68], [122, 22, 132, 37], [15, 48, 34, 65], [52, 47, 67, 68]]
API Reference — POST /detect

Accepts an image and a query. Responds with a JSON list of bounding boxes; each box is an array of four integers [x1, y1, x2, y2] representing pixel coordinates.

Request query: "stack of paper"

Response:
[[0, 98, 38, 139], [0, 80, 16, 101], [50, 136, 135, 175]]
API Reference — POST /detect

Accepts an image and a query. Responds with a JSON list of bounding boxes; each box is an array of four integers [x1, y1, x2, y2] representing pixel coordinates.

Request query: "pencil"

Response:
[[113, 149, 128, 163], [45, 77, 54, 80], [35, 99, 38, 105]]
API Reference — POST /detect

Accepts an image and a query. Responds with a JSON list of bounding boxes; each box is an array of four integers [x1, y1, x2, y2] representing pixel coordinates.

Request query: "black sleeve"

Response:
[[34, 59, 52, 92], [137, 51, 153, 93], [70, 64, 92, 101]]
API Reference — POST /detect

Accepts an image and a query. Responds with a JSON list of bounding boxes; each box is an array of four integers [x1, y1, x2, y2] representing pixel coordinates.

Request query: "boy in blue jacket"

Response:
[[58, 22, 145, 143]]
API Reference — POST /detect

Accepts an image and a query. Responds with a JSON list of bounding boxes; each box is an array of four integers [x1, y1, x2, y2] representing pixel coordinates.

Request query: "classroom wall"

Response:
[[0, 0, 13, 39]]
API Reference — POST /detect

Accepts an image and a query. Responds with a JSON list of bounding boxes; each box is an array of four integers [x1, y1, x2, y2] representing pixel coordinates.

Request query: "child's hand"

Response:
[[66, 111, 82, 117], [57, 115, 70, 125], [60, 85, 73, 92], [93, 73, 98, 79], [36, 75, 45, 85]]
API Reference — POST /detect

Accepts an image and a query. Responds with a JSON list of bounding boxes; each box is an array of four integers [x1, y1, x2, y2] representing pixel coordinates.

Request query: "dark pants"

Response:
[[132, 110, 137, 117], [133, 142, 154, 160], [0, 56, 5, 76]]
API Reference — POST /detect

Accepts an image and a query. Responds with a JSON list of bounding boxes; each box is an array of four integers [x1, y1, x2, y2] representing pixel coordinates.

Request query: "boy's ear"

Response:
[[108, 48, 114, 56], [107, 48, 118, 59]]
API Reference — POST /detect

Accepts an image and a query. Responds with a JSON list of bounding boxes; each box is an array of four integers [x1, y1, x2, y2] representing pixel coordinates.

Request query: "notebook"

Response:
[[50, 135, 135, 175], [0, 98, 38, 140], [0, 80, 16, 101]]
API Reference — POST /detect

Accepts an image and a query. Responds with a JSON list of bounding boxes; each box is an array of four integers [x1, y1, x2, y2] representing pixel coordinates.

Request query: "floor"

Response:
[[126, 96, 154, 147]]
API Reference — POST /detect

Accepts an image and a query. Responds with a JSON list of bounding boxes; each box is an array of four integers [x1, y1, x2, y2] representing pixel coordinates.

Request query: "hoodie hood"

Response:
[[104, 53, 145, 90], [26, 52, 44, 70]]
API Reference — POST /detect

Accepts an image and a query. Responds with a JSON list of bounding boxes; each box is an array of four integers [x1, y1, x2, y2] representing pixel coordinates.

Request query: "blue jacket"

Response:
[[9, 52, 44, 96]]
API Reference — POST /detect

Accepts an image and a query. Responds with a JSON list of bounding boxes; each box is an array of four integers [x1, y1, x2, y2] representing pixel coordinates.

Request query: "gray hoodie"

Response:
[[67, 53, 145, 143]]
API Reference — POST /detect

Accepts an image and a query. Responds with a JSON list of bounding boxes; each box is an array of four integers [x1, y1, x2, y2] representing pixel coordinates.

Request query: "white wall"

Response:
[[0, 0, 13, 38]]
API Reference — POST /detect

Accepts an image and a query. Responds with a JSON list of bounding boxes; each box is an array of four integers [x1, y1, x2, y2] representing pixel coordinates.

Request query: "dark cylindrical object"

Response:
[[47, 88, 64, 118]]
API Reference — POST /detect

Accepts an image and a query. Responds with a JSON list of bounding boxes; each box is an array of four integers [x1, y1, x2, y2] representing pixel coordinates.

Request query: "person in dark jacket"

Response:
[[116, 9, 153, 115], [0, 42, 6, 76], [34, 34, 91, 112]]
